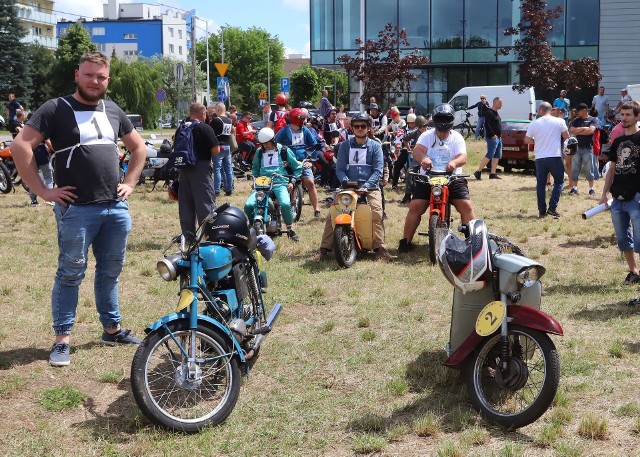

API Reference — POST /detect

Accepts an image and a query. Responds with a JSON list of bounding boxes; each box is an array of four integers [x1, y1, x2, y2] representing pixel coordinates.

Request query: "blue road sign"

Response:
[[280, 77, 290, 93], [217, 89, 228, 102], [154, 89, 167, 103], [217, 76, 228, 89]]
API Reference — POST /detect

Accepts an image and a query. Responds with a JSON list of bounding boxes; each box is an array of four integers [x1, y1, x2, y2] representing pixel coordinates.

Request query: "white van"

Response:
[[625, 84, 640, 103], [448, 85, 536, 127]]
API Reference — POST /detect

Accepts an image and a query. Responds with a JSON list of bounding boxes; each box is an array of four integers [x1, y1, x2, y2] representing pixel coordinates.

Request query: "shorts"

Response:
[[301, 167, 314, 179], [485, 137, 502, 160], [412, 174, 470, 201]]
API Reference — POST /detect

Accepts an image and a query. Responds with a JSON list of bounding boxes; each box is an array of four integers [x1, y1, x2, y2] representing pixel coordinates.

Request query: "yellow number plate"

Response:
[[475, 301, 506, 336], [176, 289, 194, 312], [255, 176, 271, 186], [430, 176, 448, 186]]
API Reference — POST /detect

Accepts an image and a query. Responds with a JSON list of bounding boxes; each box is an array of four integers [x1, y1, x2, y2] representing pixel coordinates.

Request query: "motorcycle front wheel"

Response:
[[130, 321, 241, 433], [428, 213, 444, 265], [291, 183, 304, 222], [463, 325, 560, 429], [0, 162, 12, 194], [334, 225, 357, 268]]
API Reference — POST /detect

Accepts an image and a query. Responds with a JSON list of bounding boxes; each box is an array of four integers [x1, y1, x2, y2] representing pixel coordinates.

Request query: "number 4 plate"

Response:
[[475, 301, 506, 336]]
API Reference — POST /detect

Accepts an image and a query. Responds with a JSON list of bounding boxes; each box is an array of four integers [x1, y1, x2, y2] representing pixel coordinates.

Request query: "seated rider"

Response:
[[275, 108, 323, 217], [398, 103, 476, 253], [244, 127, 303, 241], [314, 113, 396, 261]]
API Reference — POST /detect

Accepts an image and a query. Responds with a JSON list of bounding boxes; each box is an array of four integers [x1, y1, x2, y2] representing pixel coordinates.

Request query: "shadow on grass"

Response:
[[570, 301, 638, 321], [127, 239, 163, 252], [544, 282, 621, 296], [624, 341, 640, 354], [0, 347, 50, 369], [347, 349, 531, 438], [558, 234, 617, 249]]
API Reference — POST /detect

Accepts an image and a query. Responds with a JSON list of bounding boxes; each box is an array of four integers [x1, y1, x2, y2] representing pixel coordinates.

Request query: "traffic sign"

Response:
[[217, 90, 227, 102], [217, 76, 228, 89], [258, 89, 267, 99], [280, 77, 290, 93], [215, 63, 229, 77], [173, 63, 184, 81], [154, 89, 167, 104]]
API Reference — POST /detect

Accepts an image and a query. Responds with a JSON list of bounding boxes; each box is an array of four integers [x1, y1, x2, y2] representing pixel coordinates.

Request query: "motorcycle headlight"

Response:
[[431, 186, 442, 198], [256, 191, 266, 203], [340, 194, 353, 206], [516, 266, 542, 288], [157, 253, 182, 281]]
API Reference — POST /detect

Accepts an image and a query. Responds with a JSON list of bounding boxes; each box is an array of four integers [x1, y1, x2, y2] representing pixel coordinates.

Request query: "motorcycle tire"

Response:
[[428, 214, 444, 265], [292, 183, 304, 222], [334, 225, 357, 268], [0, 162, 13, 194], [130, 320, 241, 433], [254, 219, 265, 236], [463, 325, 560, 429]]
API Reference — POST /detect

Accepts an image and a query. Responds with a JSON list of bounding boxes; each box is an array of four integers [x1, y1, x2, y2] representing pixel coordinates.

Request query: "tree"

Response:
[[197, 26, 285, 112], [313, 67, 349, 108], [290, 66, 318, 107], [0, 0, 31, 108], [337, 22, 429, 108], [50, 21, 97, 97], [499, 0, 601, 92], [26, 43, 54, 110]]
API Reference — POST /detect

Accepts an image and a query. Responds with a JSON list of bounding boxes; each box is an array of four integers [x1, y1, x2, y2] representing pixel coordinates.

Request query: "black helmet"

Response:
[[564, 136, 578, 156], [159, 141, 172, 158], [205, 203, 253, 249], [415, 115, 428, 128], [432, 103, 455, 132], [351, 112, 371, 126], [437, 219, 492, 293]]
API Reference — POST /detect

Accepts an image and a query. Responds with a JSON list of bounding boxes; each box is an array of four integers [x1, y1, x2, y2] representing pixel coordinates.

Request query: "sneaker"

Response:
[[45, 201, 55, 206], [287, 229, 300, 242], [623, 272, 640, 285], [49, 343, 70, 367], [489, 173, 501, 180], [374, 247, 397, 261], [538, 213, 546, 219], [588, 188, 596, 196], [398, 238, 414, 253], [314, 210, 321, 218], [225, 191, 233, 196], [101, 328, 141, 345], [568, 188, 578, 196], [30, 200, 40, 207], [547, 209, 561, 218], [313, 248, 329, 261], [473, 170, 482, 180]]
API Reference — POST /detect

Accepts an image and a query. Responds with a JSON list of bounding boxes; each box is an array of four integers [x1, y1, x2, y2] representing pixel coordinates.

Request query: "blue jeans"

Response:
[[52, 201, 131, 335], [28, 162, 54, 200], [474, 117, 485, 140], [245, 184, 294, 225], [591, 153, 600, 180], [610, 192, 640, 252], [485, 137, 502, 159], [212, 144, 234, 194], [535, 157, 564, 214], [571, 147, 594, 181]]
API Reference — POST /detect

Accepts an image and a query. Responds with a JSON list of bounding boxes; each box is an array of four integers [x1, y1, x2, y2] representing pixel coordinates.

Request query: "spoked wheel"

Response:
[[0, 162, 12, 194], [456, 123, 472, 139], [334, 225, 357, 268], [291, 183, 304, 222], [463, 325, 560, 429], [428, 213, 446, 265], [130, 321, 241, 433]]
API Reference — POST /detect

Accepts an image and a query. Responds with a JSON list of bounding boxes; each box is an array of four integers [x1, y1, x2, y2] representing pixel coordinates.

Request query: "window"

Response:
[[178, 29, 182, 39], [335, 0, 360, 50], [123, 33, 137, 40], [566, 0, 599, 46], [98, 43, 106, 52], [178, 46, 182, 55], [432, 0, 464, 48], [497, 0, 518, 47], [124, 50, 137, 56], [169, 44, 174, 53], [311, 0, 333, 51], [31, 26, 42, 36], [92, 27, 105, 36], [450, 95, 469, 111], [546, 0, 565, 46], [400, 0, 430, 48], [464, 0, 497, 47], [168, 27, 174, 37], [366, 0, 397, 41]]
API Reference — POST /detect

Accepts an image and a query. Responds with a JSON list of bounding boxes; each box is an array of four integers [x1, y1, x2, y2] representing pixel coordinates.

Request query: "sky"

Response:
[[52, 0, 311, 57]]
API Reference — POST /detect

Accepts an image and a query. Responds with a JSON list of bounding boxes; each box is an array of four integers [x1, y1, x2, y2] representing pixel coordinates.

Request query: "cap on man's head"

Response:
[[621, 87, 628, 92], [369, 103, 379, 111], [576, 102, 589, 111]]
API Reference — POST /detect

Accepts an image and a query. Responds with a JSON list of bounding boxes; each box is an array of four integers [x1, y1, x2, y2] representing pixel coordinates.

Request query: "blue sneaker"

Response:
[[49, 343, 70, 366], [101, 328, 141, 345]]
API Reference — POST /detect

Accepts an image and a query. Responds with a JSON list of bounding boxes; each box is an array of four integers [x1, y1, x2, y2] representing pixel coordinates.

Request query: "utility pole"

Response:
[[267, 40, 271, 103], [190, 17, 197, 102], [205, 21, 210, 106]]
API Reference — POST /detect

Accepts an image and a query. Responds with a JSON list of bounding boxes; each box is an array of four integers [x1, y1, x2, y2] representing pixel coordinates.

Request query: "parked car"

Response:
[[498, 119, 535, 172], [127, 114, 143, 131], [251, 120, 266, 131]]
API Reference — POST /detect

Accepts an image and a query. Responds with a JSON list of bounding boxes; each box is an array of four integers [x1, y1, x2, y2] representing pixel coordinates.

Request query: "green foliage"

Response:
[[0, 0, 31, 104], [26, 43, 55, 110], [197, 26, 285, 112], [290, 66, 319, 107], [40, 385, 86, 411], [50, 22, 97, 97]]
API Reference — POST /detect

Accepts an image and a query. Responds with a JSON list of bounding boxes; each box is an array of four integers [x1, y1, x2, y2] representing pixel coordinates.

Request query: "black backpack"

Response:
[[170, 120, 199, 168]]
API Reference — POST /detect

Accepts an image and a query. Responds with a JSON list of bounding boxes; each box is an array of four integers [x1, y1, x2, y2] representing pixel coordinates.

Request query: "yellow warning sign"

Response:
[[258, 89, 268, 99], [215, 63, 229, 77]]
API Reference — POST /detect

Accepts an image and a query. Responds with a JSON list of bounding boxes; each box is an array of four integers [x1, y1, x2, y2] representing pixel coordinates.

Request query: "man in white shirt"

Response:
[[525, 102, 569, 218], [592, 86, 609, 124], [398, 103, 475, 253]]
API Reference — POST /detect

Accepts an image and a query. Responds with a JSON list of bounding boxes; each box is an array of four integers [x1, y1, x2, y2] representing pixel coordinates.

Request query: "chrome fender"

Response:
[[144, 313, 246, 362]]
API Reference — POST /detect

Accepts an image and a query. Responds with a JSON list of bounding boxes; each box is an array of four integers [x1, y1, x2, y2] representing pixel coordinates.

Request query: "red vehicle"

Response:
[[498, 119, 535, 172]]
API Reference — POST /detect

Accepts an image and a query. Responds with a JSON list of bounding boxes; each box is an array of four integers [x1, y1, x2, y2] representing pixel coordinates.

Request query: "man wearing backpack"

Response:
[[175, 102, 220, 241], [210, 102, 235, 196], [267, 93, 289, 133]]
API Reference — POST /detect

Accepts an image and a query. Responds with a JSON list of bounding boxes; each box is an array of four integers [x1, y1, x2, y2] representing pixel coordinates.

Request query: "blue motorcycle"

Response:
[[130, 203, 281, 432]]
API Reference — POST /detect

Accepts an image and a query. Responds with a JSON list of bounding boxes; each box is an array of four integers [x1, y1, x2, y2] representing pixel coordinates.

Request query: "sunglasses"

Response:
[[352, 124, 368, 130]]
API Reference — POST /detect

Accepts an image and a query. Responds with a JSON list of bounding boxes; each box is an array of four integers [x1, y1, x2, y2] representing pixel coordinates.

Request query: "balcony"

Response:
[[21, 34, 58, 49], [16, 5, 56, 26]]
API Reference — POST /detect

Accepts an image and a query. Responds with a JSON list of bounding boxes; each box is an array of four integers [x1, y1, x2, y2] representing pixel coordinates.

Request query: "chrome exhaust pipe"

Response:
[[245, 303, 282, 359]]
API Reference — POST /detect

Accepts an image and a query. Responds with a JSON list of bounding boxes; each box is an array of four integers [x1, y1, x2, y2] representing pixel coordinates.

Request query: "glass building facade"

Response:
[[310, 0, 600, 113]]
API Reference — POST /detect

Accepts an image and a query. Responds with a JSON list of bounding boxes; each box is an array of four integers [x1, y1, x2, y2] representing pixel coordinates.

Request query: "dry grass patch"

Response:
[[577, 413, 608, 440]]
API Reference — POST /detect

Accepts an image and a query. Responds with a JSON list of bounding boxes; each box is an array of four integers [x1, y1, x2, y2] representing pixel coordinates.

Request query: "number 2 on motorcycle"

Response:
[[475, 300, 506, 336]]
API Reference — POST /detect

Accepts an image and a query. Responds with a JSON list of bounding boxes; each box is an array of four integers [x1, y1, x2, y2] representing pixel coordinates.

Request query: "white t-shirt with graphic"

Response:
[[415, 129, 466, 174]]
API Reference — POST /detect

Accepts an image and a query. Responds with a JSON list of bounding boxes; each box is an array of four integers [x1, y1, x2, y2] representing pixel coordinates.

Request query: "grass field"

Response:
[[2, 140, 640, 456]]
